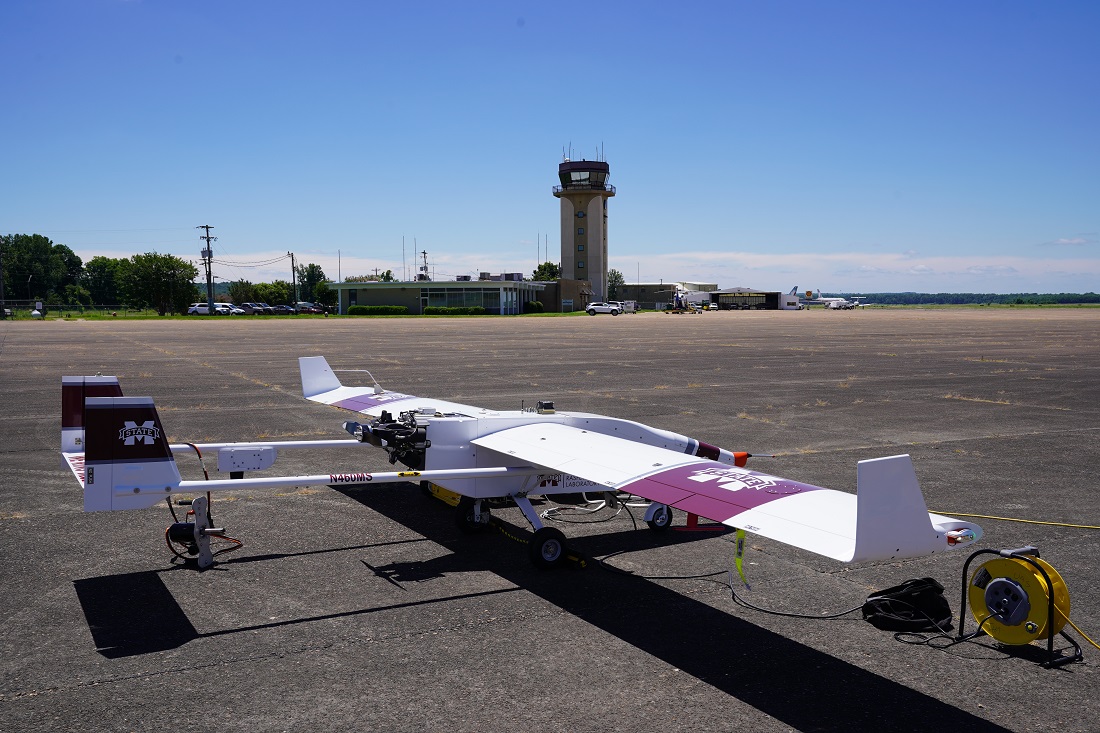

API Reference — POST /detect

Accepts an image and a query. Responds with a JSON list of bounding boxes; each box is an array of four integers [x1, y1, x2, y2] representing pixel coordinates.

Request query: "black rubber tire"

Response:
[[646, 504, 673, 531], [611, 310, 619, 316], [528, 527, 568, 569], [455, 496, 490, 533]]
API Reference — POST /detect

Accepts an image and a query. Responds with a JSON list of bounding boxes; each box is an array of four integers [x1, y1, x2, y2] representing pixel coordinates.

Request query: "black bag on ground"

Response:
[[862, 577, 953, 632]]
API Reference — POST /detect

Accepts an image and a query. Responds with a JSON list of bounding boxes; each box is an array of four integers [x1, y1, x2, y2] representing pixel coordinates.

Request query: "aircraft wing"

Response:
[[300, 356, 484, 417], [472, 423, 977, 563]]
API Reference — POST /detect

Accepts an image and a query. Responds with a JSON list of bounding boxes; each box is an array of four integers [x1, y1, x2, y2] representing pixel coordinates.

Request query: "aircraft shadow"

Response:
[[73, 571, 198, 658], [71, 538, 463, 659], [72, 487, 1013, 731], [334, 485, 1015, 733]]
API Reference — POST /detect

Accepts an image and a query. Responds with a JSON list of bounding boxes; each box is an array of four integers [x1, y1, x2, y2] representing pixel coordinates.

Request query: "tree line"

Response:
[[1, 233, 336, 315], [829, 292, 1100, 305]]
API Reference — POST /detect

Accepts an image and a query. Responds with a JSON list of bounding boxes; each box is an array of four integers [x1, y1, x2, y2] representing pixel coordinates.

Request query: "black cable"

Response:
[[597, 550, 729, 581], [542, 493, 639, 530], [729, 574, 865, 620], [894, 612, 995, 648]]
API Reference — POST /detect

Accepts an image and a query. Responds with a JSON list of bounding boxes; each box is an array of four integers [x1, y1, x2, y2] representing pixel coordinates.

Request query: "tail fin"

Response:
[[83, 396, 181, 511], [789, 286, 798, 296], [851, 455, 980, 561], [61, 376, 123, 454]]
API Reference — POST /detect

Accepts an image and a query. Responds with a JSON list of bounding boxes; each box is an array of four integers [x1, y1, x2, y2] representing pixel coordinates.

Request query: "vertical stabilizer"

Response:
[[83, 396, 181, 511], [851, 455, 942, 561], [61, 376, 123, 454]]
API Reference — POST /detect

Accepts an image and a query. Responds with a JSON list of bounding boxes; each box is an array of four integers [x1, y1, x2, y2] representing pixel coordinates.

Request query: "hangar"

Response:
[[328, 277, 598, 315], [329, 279, 545, 315], [711, 287, 802, 310]]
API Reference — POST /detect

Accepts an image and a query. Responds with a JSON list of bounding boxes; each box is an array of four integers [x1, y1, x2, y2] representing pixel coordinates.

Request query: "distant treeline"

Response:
[[824, 292, 1100, 305]]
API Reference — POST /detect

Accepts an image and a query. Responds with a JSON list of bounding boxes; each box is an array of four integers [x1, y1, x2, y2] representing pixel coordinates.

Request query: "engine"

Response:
[[345, 410, 430, 469]]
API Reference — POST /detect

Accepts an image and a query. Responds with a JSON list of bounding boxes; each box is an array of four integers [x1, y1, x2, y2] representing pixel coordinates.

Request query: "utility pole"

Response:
[[0, 241, 6, 312], [289, 252, 297, 306], [197, 225, 216, 312]]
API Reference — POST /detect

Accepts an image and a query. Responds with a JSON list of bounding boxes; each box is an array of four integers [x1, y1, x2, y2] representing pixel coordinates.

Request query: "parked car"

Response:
[[271, 304, 296, 315], [187, 302, 244, 315], [586, 301, 624, 316], [254, 302, 276, 314], [239, 302, 273, 315], [295, 301, 324, 314]]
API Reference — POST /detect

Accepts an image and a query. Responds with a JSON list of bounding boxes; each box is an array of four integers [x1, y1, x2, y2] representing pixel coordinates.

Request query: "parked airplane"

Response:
[[60, 358, 981, 569], [791, 287, 862, 309]]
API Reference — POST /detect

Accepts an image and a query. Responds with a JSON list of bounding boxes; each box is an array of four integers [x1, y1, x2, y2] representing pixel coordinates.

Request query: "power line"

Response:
[[210, 254, 292, 268]]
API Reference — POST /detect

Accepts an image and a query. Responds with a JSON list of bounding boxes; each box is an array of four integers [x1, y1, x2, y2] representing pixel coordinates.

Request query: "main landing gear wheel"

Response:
[[528, 526, 568, 569], [646, 504, 673, 531], [455, 496, 491, 533]]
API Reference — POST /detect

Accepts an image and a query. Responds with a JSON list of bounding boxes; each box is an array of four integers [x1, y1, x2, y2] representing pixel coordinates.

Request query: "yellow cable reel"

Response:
[[968, 555, 1070, 645]]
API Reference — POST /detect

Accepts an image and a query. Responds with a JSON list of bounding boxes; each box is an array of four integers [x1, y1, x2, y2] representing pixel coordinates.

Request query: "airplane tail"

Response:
[[788, 286, 798, 296], [61, 378, 183, 511]]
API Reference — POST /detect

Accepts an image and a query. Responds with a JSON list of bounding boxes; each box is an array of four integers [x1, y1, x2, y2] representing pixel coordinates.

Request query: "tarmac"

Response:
[[1, 308, 1098, 732]]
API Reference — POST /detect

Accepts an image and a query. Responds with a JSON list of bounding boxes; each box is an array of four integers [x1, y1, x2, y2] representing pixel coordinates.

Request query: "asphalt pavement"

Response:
[[1, 308, 1098, 732]]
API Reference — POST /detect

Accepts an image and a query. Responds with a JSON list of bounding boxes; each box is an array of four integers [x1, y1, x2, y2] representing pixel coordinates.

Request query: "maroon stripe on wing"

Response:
[[621, 463, 827, 524]]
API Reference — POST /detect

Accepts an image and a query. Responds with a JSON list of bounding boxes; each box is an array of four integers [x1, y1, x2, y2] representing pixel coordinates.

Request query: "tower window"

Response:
[[577, 244, 585, 252], [577, 227, 584, 235], [576, 211, 585, 219], [577, 260, 585, 268]]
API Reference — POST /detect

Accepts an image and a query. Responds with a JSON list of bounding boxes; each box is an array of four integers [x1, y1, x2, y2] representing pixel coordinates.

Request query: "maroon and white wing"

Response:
[[300, 356, 484, 417], [472, 423, 981, 563]]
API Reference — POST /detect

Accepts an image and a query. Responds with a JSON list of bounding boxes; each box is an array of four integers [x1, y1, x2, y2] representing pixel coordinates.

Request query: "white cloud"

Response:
[[72, 244, 1100, 294], [1042, 236, 1094, 247], [965, 265, 1018, 276]]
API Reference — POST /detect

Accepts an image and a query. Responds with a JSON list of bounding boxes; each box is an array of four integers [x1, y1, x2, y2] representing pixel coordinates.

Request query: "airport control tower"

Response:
[[553, 157, 615, 299]]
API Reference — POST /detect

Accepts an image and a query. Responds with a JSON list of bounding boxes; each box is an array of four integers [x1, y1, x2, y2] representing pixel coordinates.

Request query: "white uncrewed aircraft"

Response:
[[60, 357, 980, 569], [791, 287, 867, 309]]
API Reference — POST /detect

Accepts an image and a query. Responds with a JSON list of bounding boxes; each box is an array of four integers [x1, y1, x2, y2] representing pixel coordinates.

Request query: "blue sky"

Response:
[[3, 0, 1097, 293]]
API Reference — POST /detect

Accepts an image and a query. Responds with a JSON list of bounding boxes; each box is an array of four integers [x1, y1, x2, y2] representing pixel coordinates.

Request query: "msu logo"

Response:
[[119, 421, 160, 445], [687, 466, 780, 493]]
